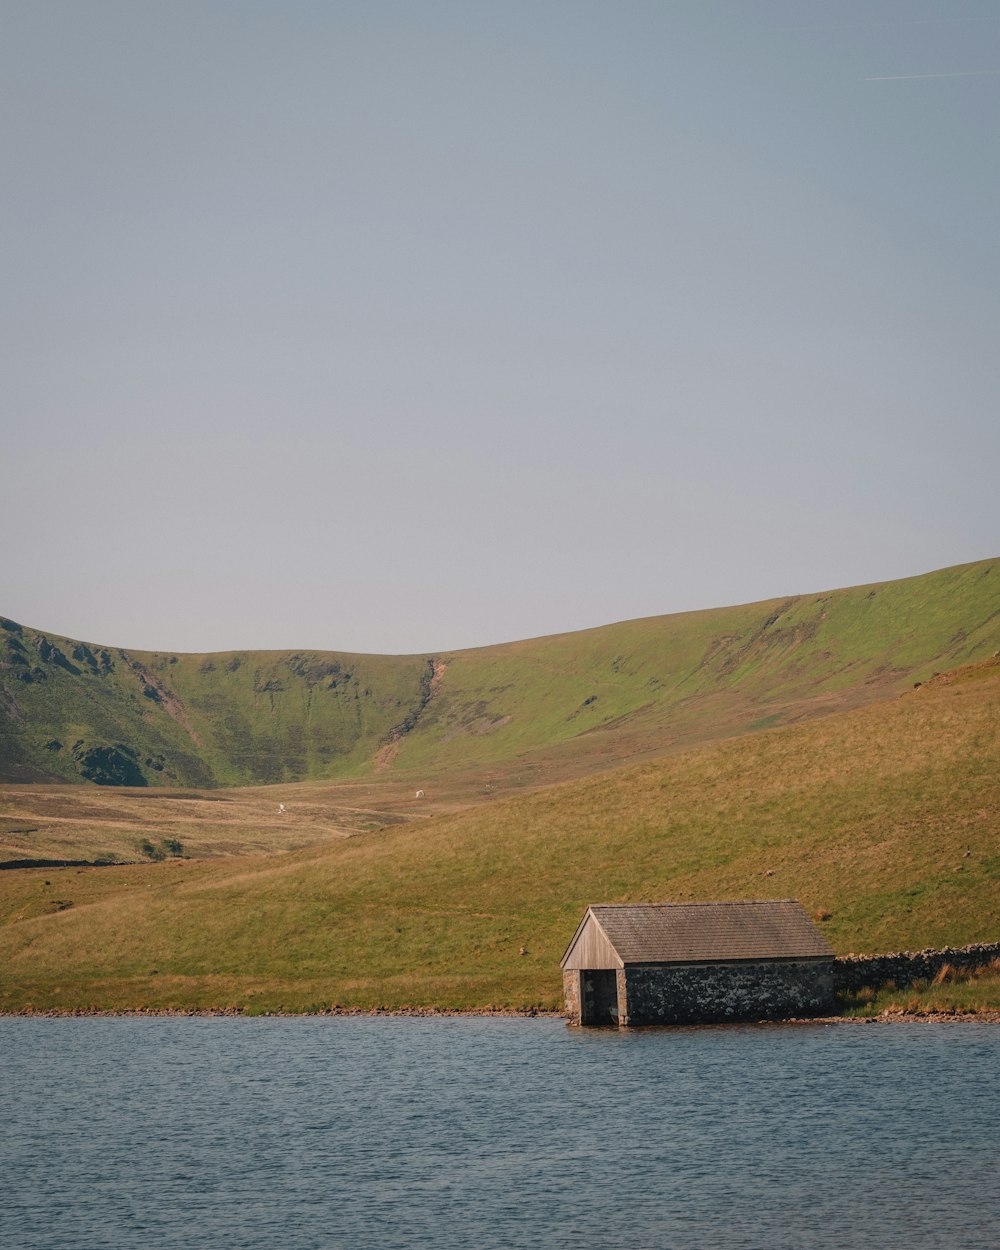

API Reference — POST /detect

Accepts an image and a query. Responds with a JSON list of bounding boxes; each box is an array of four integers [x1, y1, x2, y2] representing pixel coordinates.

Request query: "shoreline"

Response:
[[2, 1006, 998, 1023]]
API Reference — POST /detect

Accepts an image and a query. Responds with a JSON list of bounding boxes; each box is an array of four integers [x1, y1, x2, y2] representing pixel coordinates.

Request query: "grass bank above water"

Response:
[[838, 963, 1000, 1019]]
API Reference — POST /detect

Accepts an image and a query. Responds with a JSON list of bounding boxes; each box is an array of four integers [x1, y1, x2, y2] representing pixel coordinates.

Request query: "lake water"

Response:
[[2, 1017, 998, 1249]]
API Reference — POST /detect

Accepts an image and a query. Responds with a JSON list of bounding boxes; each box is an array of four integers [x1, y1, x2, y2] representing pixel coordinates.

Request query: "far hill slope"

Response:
[[385, 556, 999, 790], [1, 658, 997, 1013], [1, 558, 997, 790]]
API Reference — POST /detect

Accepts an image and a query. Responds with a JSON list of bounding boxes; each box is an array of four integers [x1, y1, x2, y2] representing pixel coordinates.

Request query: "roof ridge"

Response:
[[592, 899, 801, 908]]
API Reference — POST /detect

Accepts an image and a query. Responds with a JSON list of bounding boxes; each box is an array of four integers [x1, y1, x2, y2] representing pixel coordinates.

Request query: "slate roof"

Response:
[[569, 900, 834, 965]]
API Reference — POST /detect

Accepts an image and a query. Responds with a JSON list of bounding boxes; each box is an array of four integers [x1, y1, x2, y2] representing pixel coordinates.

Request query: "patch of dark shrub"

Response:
[[245, 747, 283, 784], [73, 743, 147, 787], [166, 751, 216, 789]]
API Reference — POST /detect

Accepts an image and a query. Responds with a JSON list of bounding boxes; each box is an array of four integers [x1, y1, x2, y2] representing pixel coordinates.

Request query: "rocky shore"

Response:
[[3, 1004, 999, 1023]]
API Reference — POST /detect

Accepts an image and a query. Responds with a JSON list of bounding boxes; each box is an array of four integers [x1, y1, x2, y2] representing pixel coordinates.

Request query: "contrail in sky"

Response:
[[865, 70, 1000, 81]]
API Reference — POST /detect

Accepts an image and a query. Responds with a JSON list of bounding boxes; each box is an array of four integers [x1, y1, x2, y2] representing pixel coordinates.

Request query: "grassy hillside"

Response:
[[386, 556, 1000, 789], [1, 658, 996, 1014], [0, 628, 432, 787], [1, 557, 998, 793]]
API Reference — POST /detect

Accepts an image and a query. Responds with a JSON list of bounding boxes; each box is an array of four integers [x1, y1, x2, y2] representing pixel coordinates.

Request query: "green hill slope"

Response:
[[2, 557, 997, 790], [1, 659, 997, 1013], [386, 556, 1000, 789], [0, 630, 432, 787]]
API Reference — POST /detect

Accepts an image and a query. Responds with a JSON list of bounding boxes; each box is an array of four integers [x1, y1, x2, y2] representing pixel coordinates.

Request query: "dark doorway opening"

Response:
[[581, 969, 619, 1026]]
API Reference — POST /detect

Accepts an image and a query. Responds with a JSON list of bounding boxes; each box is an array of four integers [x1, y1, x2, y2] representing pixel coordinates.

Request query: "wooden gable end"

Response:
[[560, 910, 623, 970]]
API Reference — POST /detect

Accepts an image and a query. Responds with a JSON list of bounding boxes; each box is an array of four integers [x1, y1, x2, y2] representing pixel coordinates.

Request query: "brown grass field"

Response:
[[0, 776, 469, 865]]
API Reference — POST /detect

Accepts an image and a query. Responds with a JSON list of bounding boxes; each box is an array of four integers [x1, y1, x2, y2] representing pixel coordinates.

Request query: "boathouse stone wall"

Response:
[[621, 959, 834, 1026], [561, 971, 581, 1024]]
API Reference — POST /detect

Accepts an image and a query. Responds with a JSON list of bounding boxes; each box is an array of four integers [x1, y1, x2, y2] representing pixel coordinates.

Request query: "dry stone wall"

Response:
[[834, 942, 1000, 994]]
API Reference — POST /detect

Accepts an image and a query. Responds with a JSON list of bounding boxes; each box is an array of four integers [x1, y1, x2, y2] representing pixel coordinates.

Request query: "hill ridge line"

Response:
[[1, 556, 997, 790]]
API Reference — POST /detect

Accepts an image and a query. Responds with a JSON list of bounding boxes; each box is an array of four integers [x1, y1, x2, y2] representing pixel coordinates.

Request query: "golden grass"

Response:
[[0, 775, 468, 865], [840, 965, 1000, 1018]]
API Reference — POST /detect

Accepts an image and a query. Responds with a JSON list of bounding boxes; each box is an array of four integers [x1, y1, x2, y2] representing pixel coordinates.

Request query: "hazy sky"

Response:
[[3, 1, 998, 655]]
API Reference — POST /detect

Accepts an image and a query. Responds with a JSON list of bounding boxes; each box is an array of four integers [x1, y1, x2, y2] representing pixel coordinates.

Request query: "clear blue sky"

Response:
[[4, 1, 998, 654]]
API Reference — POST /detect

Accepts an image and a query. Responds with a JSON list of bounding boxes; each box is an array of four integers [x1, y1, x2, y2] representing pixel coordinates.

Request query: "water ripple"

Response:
[[2, 1018, 998, 1249]]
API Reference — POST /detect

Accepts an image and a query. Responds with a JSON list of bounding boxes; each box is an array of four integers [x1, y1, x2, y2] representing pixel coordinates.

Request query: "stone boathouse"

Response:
[[561, 900, 835, 1026]]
